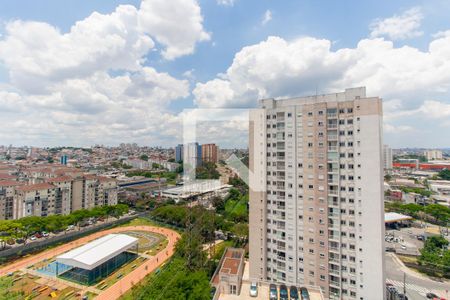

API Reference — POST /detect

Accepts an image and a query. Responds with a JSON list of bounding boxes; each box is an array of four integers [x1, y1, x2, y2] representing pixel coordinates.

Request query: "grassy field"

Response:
[[118, 217, 160, 228], [211, 240, 234, 260]]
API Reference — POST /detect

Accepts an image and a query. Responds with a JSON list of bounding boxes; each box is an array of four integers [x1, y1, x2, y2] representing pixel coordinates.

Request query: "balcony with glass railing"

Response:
[[327, 152, 339, 161]]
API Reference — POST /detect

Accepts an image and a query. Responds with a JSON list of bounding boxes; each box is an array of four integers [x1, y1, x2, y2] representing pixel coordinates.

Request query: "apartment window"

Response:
[[339, 108, 345, 114], [339, 130, 345, 136], [230, 285, 237, 294], [318, 110, 324, 115], [339, 119, 345, 125], [287, 113, 292, 117], [308, 112, 313, 116], [348, 130, 353, 136], [347, 119, 353, 124], [348, 142, 353, 146], [320, 275, 326, 281], [348, 108, 353, 113]]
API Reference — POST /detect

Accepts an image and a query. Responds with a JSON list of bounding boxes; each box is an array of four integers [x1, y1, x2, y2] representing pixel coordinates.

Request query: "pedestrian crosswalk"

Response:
[[386, 278, 445, 298]]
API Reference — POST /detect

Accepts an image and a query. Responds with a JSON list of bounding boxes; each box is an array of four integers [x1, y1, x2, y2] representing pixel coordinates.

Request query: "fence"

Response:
[[0, 214, 140, 262]]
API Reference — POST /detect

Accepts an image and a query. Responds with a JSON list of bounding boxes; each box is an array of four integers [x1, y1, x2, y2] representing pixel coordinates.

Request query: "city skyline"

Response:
[[0, 0, 450, 148]]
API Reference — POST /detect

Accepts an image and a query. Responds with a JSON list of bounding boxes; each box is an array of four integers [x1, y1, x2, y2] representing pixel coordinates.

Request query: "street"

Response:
[[385, 253, 449, 300]]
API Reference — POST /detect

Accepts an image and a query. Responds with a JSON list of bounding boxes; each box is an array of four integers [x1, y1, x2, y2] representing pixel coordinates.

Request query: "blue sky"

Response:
[[0, 0, 450, 148]]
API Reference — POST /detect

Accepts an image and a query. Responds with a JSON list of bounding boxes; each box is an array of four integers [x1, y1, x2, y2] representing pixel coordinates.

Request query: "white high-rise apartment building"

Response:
[[249, 87, 385, 299], [383, 145, 393, 169], [424, 150, 443, 161]]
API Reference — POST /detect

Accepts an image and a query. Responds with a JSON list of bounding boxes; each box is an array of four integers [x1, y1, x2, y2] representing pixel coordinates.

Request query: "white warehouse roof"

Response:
[[56, 234, 138, 270], [385, 212, 412, 224]]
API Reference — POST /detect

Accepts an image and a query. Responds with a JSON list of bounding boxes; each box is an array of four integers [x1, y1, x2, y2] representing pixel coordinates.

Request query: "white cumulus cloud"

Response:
[[217, 0, 235, 7], [0, 0, 207, 146], [262, 10, 272, 25], [370, 7, 423, 40]]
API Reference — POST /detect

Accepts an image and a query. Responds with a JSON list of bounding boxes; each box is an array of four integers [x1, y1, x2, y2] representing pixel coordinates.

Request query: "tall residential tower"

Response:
[[249, 87, 385, 299]]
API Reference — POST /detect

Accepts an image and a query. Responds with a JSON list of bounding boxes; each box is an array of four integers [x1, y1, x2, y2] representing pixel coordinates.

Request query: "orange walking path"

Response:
[[0, 225, 180, 300]]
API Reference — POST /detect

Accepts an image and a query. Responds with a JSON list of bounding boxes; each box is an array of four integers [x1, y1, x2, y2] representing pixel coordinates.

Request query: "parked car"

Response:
[[249, 282, 258, 297], [42, 231, 49, 237], [30, 236, 37, 241], [16, 238, 25, 244], [426, 293, 439, 299], [279, 285, 288, 300], [417, 235, 425, 241], [289, 286, 299, 300], [34, 233, 42, 238], [66, 225, 75, 231], [269, 284, 278, 300], [300, 287, 310, 300]]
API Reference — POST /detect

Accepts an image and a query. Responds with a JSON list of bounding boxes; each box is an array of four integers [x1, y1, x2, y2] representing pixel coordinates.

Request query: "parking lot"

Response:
[[385, 225, 425, 256], [2, 213, 138, 249]]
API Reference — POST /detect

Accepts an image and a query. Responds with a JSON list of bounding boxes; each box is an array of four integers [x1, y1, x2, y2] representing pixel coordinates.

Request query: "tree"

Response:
[[439, 169, 450, 180], [231, 223, 249, 246], [140, 154, 149, 161], [0, 277, 24, 300], [131, 258, 211, 300], [175, 231, 207, 271]]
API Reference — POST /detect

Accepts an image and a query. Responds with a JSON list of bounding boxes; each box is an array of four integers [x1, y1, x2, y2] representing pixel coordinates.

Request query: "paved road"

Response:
[[385, 253, 449, 300]]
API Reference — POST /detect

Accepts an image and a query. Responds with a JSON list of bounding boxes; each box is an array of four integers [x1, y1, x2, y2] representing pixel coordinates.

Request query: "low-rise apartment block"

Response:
[[0, 163, 118, 220]]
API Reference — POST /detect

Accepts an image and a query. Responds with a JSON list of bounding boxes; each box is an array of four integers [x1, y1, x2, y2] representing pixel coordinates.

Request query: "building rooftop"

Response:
[[0, 180, 24, 187], [16, 182, 55, 192], [385, 212, 412, 223], [221, 248, 244, 276], [0, 174, 16, 180], [56, 234, 138, 270]]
